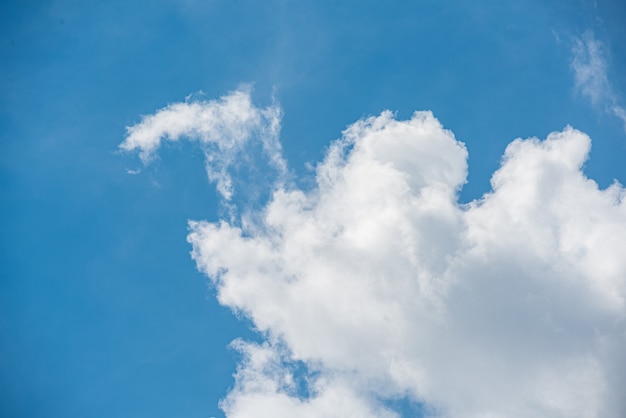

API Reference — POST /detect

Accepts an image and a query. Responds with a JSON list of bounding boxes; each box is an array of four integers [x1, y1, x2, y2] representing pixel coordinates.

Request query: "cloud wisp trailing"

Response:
[[123, 90, 626, 417], [571, 31, 626, 132], [120, 86, 285, 200]]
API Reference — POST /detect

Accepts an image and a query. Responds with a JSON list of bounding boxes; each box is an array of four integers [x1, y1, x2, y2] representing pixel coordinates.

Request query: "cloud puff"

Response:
[[571, 31, 626, 131], [125, 93, 626, 417], [120, 87, 285, 199]]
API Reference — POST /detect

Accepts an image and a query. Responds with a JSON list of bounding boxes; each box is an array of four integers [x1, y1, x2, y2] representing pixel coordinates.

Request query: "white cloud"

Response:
[[125, 93, 626, 417], [220, 340, 400, 418], [611, 105, 626, 132], [571, 31, 626, 131], [119, 86, 285, 199]]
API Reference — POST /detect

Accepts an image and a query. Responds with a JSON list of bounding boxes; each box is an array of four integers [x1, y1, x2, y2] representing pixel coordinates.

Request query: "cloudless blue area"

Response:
[[1, 1, 625, 417]]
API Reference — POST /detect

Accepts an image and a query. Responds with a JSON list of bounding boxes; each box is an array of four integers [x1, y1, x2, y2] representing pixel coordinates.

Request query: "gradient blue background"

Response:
[[2, 1, 625, 417]]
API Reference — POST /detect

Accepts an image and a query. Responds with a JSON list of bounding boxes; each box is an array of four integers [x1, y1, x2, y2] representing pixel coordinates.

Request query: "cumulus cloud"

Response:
[[220, 340, 401, 418], [125, 92, 626, 417], [571, 31, 626, 131], [120, 86, 285, 199]]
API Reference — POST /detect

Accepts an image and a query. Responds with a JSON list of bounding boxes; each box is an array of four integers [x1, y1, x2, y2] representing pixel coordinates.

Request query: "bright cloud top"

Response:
[[120, 87, 285, 199], [124, 90, 626, 417]]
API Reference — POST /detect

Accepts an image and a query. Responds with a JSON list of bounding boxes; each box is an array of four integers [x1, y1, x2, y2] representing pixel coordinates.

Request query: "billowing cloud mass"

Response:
[[571, 31, 626, 131], [123, 90, 626, 417]]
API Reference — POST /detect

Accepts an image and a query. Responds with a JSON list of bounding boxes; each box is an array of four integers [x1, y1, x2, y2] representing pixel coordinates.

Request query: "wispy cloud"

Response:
[[120, 86, 285, 200], [571, 31, 626, 131], [125, 92, 626, 417]]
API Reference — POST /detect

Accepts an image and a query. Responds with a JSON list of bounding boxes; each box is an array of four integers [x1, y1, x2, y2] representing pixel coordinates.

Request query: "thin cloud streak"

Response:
[[571, 31, 626, 131]]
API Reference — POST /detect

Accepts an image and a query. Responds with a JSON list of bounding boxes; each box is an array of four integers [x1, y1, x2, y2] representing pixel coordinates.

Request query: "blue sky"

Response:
[[2, 1, 626, 417]]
